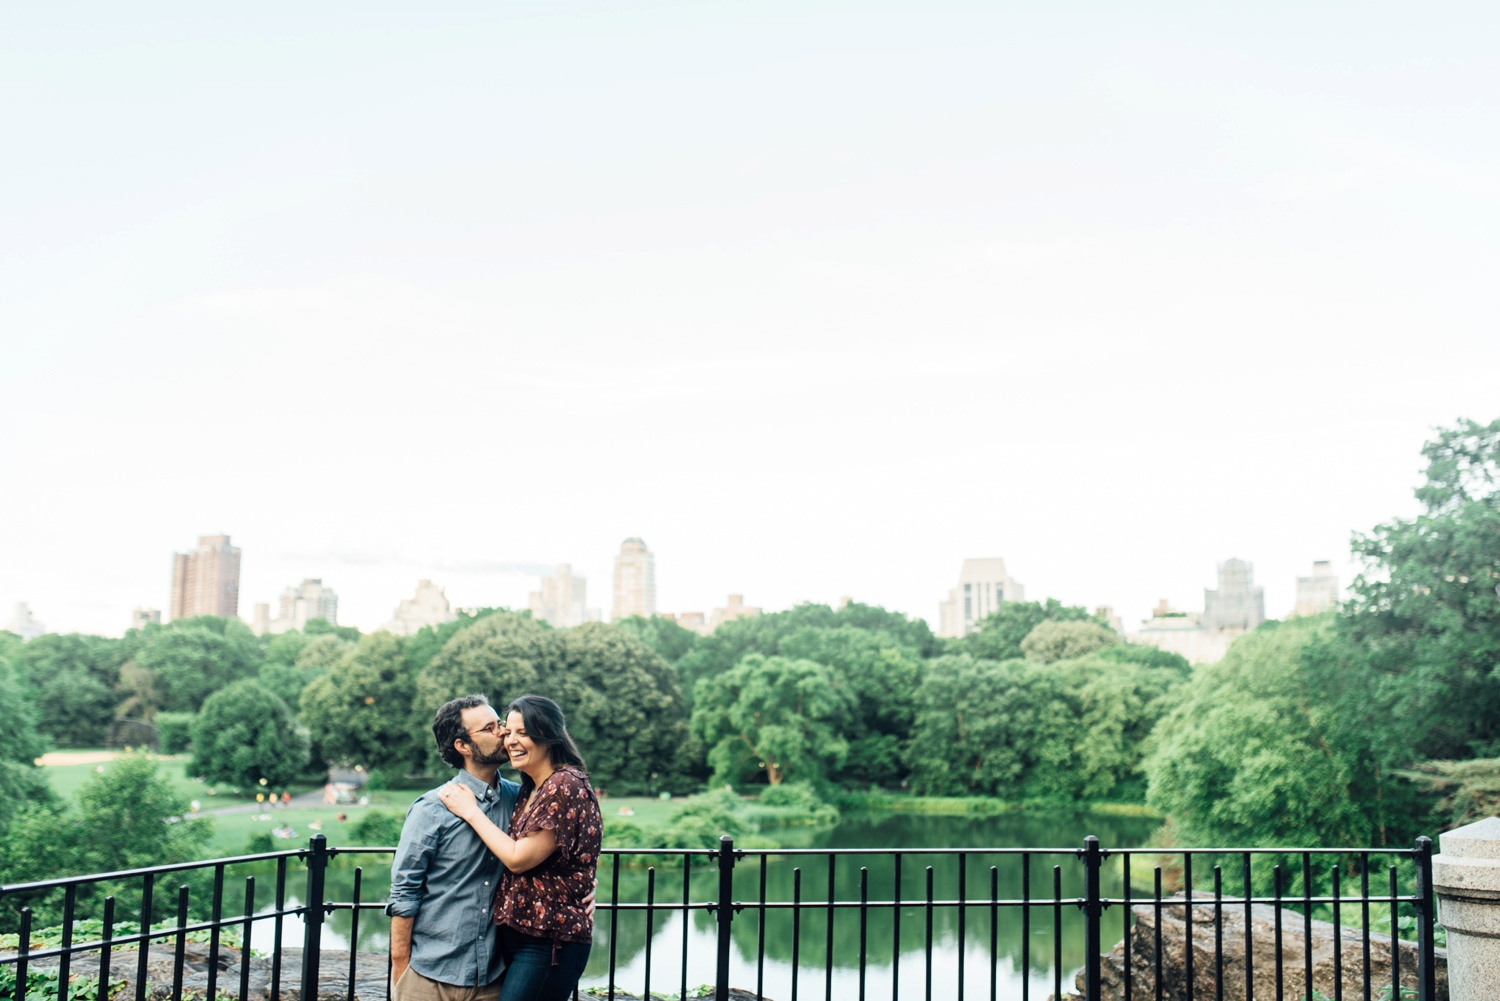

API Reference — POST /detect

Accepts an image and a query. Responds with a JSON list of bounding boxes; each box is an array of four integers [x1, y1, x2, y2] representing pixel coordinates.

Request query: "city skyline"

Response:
[[3, 3, 1496, 638], [5, 524, 1348, 641]]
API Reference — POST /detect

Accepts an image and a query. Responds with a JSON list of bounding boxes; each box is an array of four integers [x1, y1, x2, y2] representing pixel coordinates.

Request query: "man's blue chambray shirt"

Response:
[[386, 769, 521, 987]]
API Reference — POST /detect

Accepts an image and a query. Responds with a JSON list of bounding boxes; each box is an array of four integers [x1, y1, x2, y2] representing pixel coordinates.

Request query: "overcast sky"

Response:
[[4, 1, 1497, 638]]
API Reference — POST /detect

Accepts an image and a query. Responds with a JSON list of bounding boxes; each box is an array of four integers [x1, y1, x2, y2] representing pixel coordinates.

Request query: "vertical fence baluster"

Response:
[[1083, 837, 1102, 1001], [347, 868, 363, 1001], [989, 866, 998, 1001], [682, 853, 692, 1001], [826, 854, 837, 1001], [1213, 866, 1223, 1001], [1332, 866, 1343, 1001], [1274, 865, 1285, 1001], [715, 838, 735, 1001], [1052, 866, 1062, 1001], [757, 855, 768, 1001], [1122, 853, 1134, 1001], [1153, 868, 1163, 1001], [59, 883, 76, 1001], [100, 896, 116, 1001], [1184, 854, 1194, 1001], [857, 868, 868, 1001], [1388, 867, 1400, 1001], [172, 885, 189, 1001], [208, 864, 225, 1001], [17, 907, 32, 1001], [1303, 853, 1314, 1001], [643, 868, 655, 1001], [607, 855, 620, 1001], [924, 867, 934, 1001], [956, 852, 966, 1001], [1360, 854, 1370, 1001], [891, 853, 901, 998], [1414, 837, 1436, 1001], [791, 868, 801, 1001], [135, 873, 154, 1001], [1022, 854, 1031, 1001], [300, 836, 328, 1001], [1243, 854, 1253, 1001], [239, 878, 256, 1001], [272, 858, 287, 1001]]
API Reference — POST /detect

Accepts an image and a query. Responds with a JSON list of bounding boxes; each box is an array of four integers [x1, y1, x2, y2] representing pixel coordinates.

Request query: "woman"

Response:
[[437, 695, 603, 1001]]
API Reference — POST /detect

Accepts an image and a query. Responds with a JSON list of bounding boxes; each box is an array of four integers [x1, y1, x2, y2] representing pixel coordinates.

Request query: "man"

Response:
[[386, 695, 520, 1001]]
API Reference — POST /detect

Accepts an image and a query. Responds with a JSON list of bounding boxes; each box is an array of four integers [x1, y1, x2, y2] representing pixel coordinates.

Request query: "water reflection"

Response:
[[233, 810, 1156, 1001]]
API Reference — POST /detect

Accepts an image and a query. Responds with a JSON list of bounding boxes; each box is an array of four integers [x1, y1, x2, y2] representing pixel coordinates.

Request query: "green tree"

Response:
[[0, 657, 53, 830], [960, 599, 1101, 662], [302, 617, 361, 643], [134, 619, 262, 712], [548, 623, 690, 794], [0, 753, 212, 926], [691, 654, 856, 787], [1142, 616, 1407, 846], [675, 601, 935, 710], [1019, 619, 1119, 663], [613, 615, 702, 664], [1345, 417, 1500, 758], [402, 607, 510, 675], [13, 633, 125, 745], [777, 626, 923, 787], [300, 632, 422, 774], [189, 680, 310, 788], [259, 632, 353, 712]]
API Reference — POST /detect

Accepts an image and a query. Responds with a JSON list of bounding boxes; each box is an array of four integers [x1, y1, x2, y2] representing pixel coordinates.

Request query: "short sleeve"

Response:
[[525, 770, 589, 854]]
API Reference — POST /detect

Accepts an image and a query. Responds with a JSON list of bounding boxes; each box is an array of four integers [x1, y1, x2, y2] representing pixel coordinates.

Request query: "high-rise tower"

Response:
[[612, 538, 656, 620], [169, 534, 241, 620]]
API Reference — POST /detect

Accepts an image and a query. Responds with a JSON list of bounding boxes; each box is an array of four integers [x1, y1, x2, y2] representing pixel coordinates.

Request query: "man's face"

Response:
[[457, 705, 509, 766]]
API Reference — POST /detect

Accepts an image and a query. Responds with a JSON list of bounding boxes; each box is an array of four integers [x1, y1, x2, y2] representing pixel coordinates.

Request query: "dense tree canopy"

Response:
[[134, 619, 261, 713], [692, 654, 856, 787], [959, 599, 1102, 662], [1345, 417, 1500, 759], [0, 656, 53, 830], [1019, 619, 1119, 663], [300, 632, 422, 774], [190, 680, 310, 789]]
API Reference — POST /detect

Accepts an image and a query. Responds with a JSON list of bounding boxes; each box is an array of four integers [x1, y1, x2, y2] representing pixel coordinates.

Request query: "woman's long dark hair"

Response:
[[507, 694, 586, 795]]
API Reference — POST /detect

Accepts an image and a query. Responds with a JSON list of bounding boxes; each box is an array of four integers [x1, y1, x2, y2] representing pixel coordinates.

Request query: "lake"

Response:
[[261, 808, 1157, 1001]]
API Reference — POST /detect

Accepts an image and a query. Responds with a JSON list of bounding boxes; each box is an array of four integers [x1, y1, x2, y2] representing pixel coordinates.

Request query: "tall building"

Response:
[[612, 538, 656, 621], [4, 602, 46, 641], [1293, 560, 1340, 617], [936, 558, 1026, 638], [384, 579, 458, 636], [1200, 558, 1265, 632], [252, 578, 339, 635], [528, 564, 599, 628], [710, 594, 761, 631], [129, 607, 162, 631], [169, 534, 241, 620]]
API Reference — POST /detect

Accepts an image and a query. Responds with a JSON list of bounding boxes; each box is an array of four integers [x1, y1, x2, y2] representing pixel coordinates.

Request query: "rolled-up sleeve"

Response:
[[386, 802, 437, 918]]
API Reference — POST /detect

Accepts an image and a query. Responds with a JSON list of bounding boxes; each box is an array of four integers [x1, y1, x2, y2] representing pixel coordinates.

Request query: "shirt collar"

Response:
[[453, 768, 497, 802]]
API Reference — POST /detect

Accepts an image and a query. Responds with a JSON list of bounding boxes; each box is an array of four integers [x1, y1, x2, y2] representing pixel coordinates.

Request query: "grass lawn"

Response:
[[39, 750, 322, 807]]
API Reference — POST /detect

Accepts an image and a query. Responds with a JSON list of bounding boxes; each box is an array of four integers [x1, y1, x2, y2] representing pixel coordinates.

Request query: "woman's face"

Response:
[[504, 710, 547, 772]]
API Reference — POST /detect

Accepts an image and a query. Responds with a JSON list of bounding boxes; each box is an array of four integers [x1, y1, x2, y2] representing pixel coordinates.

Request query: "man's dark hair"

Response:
[[507, 694, 586, 794], [433, 694, 490, 769]]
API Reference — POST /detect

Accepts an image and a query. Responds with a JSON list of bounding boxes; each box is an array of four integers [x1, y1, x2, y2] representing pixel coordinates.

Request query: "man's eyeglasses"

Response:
[[466, 720, 505, 739]]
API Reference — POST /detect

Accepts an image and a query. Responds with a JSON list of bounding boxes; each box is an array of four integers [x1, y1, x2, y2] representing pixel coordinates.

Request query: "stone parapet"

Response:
[[1434, 816, 1500, 1001]]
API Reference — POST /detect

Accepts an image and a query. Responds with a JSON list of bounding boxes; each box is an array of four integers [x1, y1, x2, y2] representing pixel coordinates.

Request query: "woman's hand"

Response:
[[436, 781, 481, 822]]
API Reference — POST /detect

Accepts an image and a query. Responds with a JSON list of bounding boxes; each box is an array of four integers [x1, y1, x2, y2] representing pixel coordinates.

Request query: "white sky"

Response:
[[3, 1, 1498, 638]]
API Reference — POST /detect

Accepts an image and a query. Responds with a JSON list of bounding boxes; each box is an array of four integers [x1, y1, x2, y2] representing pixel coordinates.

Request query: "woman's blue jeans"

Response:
[[498, 927, 591, 1001]]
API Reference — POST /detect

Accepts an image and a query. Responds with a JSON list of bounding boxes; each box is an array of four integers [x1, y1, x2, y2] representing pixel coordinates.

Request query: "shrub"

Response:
[[154, 712, 195, 754], [350, 811, 406, 847]]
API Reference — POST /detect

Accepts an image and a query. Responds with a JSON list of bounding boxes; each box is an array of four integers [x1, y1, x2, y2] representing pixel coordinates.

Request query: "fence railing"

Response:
[[1, 835, 1440, 1001]]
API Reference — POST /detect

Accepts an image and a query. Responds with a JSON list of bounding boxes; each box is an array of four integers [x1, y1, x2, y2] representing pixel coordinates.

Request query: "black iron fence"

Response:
[[1, 835, 1440, 1001]]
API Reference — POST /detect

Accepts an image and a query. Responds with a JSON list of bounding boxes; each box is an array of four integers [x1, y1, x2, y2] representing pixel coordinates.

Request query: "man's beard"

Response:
[[471, 742, 509, 766]]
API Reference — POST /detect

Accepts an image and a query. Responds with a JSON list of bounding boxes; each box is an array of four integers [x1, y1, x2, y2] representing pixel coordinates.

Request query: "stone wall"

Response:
[[1056, 900, 1447, 1001]]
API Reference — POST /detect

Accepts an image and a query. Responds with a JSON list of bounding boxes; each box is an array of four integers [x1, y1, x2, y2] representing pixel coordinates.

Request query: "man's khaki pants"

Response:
[[392, 967, 502, 1001]]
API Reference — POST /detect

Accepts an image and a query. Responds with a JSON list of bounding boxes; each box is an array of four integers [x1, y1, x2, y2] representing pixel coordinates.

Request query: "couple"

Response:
[[387, 694, 603, 1001]]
